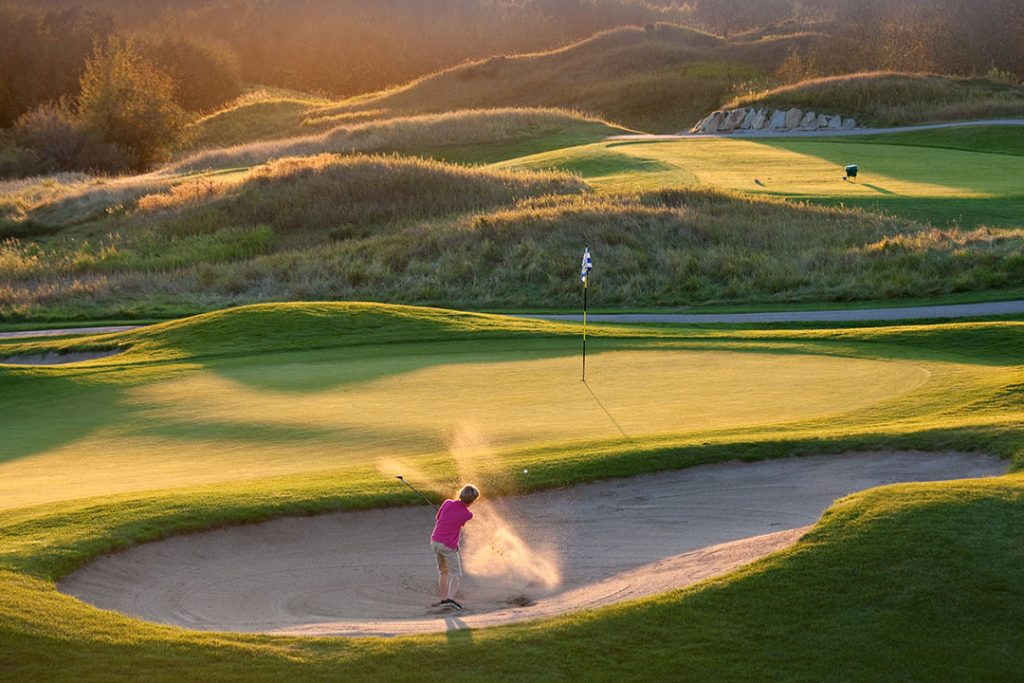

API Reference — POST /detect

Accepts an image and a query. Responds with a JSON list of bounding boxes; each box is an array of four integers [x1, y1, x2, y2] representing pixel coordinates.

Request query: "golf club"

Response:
[[396, 474, 439, 509]]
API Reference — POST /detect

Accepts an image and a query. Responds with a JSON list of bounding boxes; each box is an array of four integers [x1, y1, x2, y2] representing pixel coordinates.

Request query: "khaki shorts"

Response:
[[431, 540, 462, 577]]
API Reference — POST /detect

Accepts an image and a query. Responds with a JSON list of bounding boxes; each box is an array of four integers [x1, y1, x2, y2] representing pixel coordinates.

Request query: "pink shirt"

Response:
[[430, 499, 473, 549]]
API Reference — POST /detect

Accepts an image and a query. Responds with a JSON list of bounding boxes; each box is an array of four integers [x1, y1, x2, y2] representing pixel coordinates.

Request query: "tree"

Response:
[[139, 35, 242, 112], [77, 36, 188, 170]]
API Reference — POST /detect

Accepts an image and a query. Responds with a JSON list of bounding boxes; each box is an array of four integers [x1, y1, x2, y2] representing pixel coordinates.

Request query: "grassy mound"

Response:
[[6, 186, 1024, 320], [309, 24, 817, 133], [184, 88, 335, 149], [138, 153, 584, 232], [4, 152, 583, 233], [174, 108, 623, 172], [726, 72, 1024, 126]]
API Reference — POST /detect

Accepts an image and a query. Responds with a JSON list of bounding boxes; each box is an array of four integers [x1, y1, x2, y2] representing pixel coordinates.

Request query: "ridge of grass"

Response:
[[725, 71, 1024, 127], [175, 107, 625, 172], [6, 182, 1024, 320], [311, 23, 817, 134]]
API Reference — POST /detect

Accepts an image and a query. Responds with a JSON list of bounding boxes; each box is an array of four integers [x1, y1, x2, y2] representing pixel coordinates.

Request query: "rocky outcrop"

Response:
[[690, 107, 859, 135]]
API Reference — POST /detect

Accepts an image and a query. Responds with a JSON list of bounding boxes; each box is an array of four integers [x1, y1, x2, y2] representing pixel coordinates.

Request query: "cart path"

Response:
[[59, 451, 1006, 637], [526, 300, 1024, 324], [4, 299, 1024, 340], [609, 118, 1024, 140], [0, 325, 140, 340]]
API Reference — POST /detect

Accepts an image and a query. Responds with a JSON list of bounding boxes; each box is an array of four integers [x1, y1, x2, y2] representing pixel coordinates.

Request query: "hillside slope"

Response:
[[276, 24, 820, 134], [726, 72, 1024, 126]]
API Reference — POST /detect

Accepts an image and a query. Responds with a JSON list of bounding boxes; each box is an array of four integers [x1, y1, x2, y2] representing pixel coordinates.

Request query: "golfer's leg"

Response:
[[435, 545, 449, 598], [446, 550, 462, 600]]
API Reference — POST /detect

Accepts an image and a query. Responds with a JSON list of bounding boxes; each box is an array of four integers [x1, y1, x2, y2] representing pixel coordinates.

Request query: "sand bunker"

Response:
[[1, 350, 122, 365], [59, 451, 1006, 637]]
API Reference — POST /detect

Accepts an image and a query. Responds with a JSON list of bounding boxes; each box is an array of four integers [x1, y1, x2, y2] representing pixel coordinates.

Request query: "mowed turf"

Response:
[[3, 303, 1024, 681], [0, 342, 930, 509], [498, 126, 1024, 226]]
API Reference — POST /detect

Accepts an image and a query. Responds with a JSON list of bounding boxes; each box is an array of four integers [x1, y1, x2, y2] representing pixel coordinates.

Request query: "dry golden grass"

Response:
[[726, 71, 1024, 125], [172, 107, 620, 172]]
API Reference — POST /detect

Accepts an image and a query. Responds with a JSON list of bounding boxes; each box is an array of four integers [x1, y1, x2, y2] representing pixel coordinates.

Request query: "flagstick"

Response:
[[582, 276, 587, 382]]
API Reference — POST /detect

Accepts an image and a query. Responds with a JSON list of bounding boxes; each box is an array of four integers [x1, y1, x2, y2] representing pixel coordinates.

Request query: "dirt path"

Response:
[[609, 118, 1024, 140], [59, 451, 1006, 637]]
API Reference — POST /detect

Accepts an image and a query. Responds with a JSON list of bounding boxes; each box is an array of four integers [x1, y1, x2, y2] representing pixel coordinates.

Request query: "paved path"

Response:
[[3, 300, 1023, 340], [0, 325, 141, 340], [528, 300, 1024, 324], [608, 118, 1024, 141]]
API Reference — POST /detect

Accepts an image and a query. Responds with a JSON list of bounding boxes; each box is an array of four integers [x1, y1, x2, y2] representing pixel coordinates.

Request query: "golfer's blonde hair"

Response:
[[459, 484, 480, 505]]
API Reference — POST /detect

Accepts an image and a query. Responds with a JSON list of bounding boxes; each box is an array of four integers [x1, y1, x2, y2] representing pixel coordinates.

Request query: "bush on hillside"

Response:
[[77, 37, 190, 170], [9, 103, 131, 177]]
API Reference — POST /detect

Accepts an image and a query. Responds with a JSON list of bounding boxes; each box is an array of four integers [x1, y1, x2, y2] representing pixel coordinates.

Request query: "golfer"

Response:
[[430, 484, 479, 610]]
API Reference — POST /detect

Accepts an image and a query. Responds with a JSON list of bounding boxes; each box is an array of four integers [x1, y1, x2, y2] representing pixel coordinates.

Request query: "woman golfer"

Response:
[[430, 484, 479, 610]]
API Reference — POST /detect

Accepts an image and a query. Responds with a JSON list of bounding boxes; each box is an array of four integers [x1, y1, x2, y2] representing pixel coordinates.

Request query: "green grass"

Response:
[[2, 302, 1024, 680], [726, 71, 1024, 127], [499, 126, 1024, 227]]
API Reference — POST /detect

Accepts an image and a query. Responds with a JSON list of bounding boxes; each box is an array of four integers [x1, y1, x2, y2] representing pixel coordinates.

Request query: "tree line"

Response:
[[1, 0, 1021, 178]]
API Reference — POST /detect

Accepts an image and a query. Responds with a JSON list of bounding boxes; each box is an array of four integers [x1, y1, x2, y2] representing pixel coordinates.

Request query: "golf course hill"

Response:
[[724, 71, 1024, 127], [246, 23, 819, 135]]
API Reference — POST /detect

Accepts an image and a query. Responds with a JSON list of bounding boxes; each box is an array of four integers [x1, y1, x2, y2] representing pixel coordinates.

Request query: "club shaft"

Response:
[[398, 478, 438, 509]]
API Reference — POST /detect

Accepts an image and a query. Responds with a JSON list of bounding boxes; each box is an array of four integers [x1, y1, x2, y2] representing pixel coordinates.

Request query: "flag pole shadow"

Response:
[[584, 382, 630, 440]]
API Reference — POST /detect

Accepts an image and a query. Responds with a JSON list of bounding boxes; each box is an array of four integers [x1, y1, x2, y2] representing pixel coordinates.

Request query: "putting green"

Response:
[[1, 344, 930, 509]]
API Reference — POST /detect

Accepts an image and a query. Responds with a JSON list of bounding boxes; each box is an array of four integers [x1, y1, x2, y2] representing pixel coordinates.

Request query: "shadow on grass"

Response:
[[0, 370, 124, 464]]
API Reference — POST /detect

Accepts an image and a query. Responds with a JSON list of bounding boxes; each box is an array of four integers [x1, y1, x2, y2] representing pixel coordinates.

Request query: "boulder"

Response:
[[816, 113, 830, 128], [828, 115, 843, 129], [751, 111, 768, 129], [769, 109, 788, 129], [784, 107, 803, 129], [842, 117, 857, 130], [740, 108, 758, 129], [800, 111, 818, 130], [699, 111, 725, 133], [720, 108, 747, 132]]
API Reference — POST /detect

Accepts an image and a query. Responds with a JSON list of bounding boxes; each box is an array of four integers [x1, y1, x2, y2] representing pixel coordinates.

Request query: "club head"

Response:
[[395, 475, 404, 480]]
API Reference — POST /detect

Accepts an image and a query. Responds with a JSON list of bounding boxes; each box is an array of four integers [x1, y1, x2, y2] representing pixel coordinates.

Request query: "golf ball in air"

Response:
[[523, 469, 529, 474]]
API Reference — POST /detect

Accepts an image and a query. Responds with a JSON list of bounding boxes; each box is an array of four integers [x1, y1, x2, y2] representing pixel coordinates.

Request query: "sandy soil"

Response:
[[1, 350, 122, 365], [59, 451, 1006, 637]]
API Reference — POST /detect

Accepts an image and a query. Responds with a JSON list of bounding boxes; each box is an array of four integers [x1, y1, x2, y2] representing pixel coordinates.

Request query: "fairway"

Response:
[[0, 344, 929, 509], [496, 128, 1024, 225]]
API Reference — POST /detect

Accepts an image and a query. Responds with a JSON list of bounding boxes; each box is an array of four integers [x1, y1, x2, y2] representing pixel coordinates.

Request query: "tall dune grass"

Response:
[[727, 72, 1024, 126], [172, 108, 618, 172], [6, 188, 1024, 319], [142, 153, 586, 234]]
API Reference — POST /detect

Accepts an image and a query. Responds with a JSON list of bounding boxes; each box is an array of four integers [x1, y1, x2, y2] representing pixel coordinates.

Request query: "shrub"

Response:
[[77, 36, 190, 170], [11, 102, 131, 176]]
